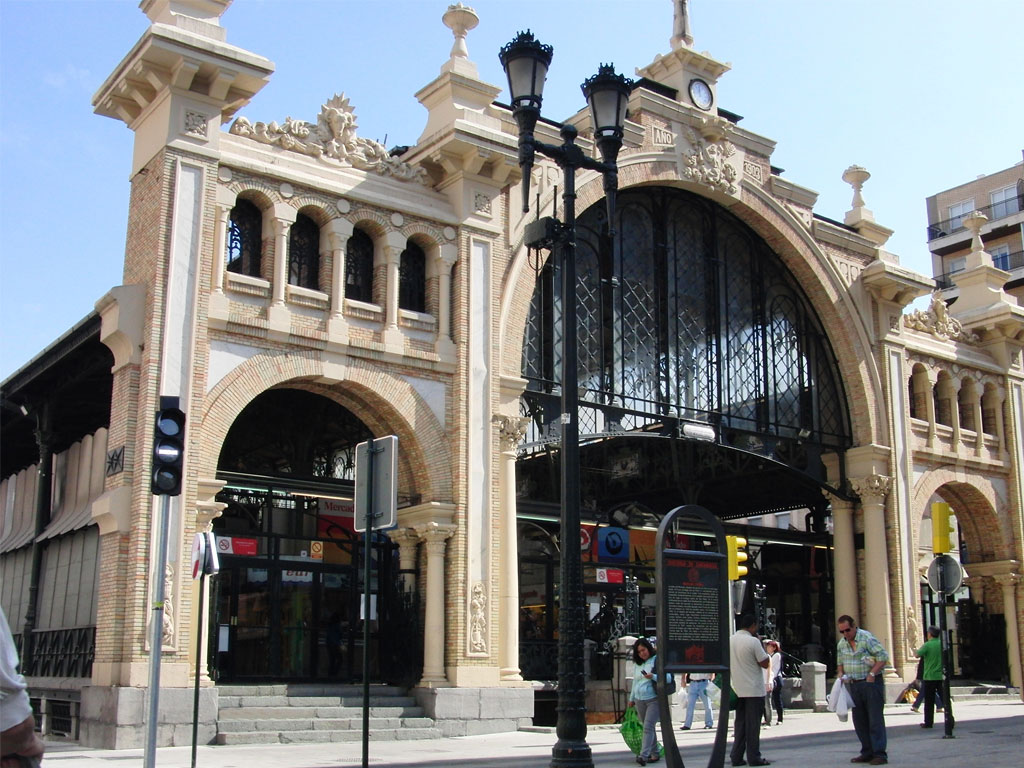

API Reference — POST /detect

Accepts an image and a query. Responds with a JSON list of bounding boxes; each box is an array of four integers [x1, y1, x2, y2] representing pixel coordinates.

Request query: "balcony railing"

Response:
[[934, 250, 1024, 289], [927, 195, 1023, 241]]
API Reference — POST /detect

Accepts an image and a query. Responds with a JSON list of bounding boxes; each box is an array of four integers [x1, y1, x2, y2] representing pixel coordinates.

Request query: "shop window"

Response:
[[288, 214, 320, 290], [227, 198, 262, 277], [345, 228, 373, 303], [399, 240, 426, 313]]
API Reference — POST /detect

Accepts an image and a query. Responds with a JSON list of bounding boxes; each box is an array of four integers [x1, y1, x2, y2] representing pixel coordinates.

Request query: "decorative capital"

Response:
[[848, 474, 891, 505], [387, 526, 421, 550], [495, 414, 530, 451], [415, 521, 456, 552], [992, 572, 1022, 589]]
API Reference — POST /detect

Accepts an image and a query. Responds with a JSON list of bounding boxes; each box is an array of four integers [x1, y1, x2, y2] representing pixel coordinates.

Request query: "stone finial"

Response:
[[142, 0, 231, 39], [964, 210, 992, 269], [441, 3, 480, 76], [842, 164, 871, 211], [671, 0, 694, 49]]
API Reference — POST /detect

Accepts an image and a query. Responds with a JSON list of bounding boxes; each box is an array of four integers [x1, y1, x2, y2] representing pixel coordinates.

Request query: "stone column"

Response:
[[850, 474, 895, 672], [415, 522, 456, 685], [326, 219, 354, 317], [829, 494, 859, 621], [495, 415, 529, 681], [212, 202, 231, 295], [993, 573, 1023, 694], [384, 245, 401, 330], [387, 527, 421, 592], [271, 217, 291, 305], [437, 244, 457, 338], [972, 395, 985, 457]]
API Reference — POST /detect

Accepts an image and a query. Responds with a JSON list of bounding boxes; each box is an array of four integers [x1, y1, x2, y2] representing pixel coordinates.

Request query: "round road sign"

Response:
[[927, 553, 963, 594]]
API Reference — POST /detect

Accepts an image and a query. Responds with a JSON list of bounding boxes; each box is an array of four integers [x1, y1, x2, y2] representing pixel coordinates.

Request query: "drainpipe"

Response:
[[21, 401, 53, 672]]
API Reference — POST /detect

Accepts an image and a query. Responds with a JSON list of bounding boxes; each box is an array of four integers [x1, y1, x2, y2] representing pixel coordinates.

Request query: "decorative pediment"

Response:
[[904, 294, 980, 344], [229, 93, 429, 184], [682, 127, 737, 195]]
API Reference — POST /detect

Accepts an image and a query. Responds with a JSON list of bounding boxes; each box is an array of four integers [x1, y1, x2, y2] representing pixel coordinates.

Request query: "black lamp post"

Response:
[[500, 31, 631, 768]]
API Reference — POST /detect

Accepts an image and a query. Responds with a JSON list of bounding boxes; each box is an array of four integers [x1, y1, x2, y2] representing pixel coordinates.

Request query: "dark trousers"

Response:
[[730, 696, 764, 765], [848, 678, 887, 759], [922, 679, 947, 727]]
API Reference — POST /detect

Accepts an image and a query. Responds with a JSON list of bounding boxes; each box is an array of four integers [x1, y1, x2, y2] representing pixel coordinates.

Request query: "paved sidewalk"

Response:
[[40, 700, 1022, 768]]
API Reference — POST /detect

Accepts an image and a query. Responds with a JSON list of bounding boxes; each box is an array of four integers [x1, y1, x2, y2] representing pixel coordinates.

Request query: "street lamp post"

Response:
[[499, 31, 631, 768]]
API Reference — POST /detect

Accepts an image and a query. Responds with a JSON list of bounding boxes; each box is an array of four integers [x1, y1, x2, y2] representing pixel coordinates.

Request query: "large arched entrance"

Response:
[[516, 186, 852, 682], [209, 388, 421, 685]]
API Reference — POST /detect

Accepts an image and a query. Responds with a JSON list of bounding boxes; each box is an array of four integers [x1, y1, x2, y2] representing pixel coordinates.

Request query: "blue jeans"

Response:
[[848, 678, 887, 759], [634, 697, 661, 759], [685, 679, 713, 728]]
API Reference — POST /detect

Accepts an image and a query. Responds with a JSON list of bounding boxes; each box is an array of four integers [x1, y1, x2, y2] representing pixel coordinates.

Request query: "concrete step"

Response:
[[219, 705, 426, 720], [218, 715, 436, 733], [217, 684, 405, 697], [218, 694, 419, 710], [215, 726, 443, 745]]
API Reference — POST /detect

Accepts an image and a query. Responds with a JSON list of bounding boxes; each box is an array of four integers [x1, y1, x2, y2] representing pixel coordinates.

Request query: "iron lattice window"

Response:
[[288, 214, 320, 290], [345, 228, 374, 302], [521, 186, 850, 449], [227, 198, 262, 277], [399, 240, 426, 313]]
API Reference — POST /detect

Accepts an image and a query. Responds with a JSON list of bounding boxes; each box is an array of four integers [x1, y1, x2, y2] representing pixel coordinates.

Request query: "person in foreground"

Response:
[[627, 637, 665, 766], [836, 614, 889, 765], [729, 614, 771, 767], [1, 606, 45, 767], [914, 626, 952, 731]]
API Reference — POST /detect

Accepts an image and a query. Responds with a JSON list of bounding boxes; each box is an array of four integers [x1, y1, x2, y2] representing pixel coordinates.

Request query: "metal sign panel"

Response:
[[354, 435, 398, 532], [927, 553, 963, 594]]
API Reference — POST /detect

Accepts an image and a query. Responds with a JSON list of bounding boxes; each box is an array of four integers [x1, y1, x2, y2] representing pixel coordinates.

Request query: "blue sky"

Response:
[[1, 0, 1022, 381]]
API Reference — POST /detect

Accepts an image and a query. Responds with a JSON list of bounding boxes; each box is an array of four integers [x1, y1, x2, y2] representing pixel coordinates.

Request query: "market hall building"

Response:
[[1, 0, 1021, 747]]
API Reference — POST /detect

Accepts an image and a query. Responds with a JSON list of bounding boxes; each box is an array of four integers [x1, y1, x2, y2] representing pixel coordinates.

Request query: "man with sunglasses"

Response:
[[835, 615, 889, 766]]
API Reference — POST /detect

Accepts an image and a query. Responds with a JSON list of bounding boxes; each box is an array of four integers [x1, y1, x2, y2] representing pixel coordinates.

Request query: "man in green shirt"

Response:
[[914, 626, 949, 730]]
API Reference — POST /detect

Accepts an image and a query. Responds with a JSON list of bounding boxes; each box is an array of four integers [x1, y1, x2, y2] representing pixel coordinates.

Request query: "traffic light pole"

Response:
[[144, 493, 173, 768], [937, 567, 955, 738]]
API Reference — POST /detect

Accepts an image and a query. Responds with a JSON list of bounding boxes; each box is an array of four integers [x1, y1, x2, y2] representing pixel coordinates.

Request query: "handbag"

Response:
[[620, 706, 644, 755], [661, 672, 676, 696]]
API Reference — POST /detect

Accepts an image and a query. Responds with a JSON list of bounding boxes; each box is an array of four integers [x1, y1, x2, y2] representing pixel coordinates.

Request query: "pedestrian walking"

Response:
[[681, 672, 714, 730], [729, 614, 772, 767]]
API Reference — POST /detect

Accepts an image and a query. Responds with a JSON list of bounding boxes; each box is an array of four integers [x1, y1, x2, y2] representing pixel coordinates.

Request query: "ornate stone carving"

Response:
[[495, 414, 530, 451], [469, 581, 488, 653], [230, 94, 429, 184], [742, 159, 764, 183], [184, 110, 208, 138], [682, 127, 737, 195], [162, 563, 175, 647], [848, 474, 891, 505], [904, 294, 980, 343]]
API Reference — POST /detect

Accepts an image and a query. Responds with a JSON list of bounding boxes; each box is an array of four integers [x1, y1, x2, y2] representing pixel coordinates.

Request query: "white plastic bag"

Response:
[[827, 678, 855, 721], [707, 680, 722, 707]]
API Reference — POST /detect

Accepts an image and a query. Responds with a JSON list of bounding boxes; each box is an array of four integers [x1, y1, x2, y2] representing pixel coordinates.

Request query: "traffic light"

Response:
[[931, 502, 954, 554], [151, 397, 186, 496], [727, 535, 748, 580]]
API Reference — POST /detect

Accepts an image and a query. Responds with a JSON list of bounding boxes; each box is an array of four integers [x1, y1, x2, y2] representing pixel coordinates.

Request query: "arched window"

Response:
[[345, 228, 374, 303], [908, 364, 929, 421], [227, 199, 262, 277], [399, 240, 426, 313], [981, 384, 1001, 436], [934, 371, 953, 427], [288, 214, 320, 290], [957, 378, 977, 432]]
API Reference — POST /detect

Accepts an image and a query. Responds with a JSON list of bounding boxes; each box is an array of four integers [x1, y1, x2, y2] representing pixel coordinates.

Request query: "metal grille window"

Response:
[[345, 228, 374, 303], [288, 214, 320, 290], [227, 199, 262, 277], [521, 186, 850, 449], [399, 240, 426, 313]]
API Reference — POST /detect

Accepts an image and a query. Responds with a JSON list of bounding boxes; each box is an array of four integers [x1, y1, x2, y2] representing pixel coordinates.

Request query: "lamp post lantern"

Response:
[[500, 31, 631, 768]]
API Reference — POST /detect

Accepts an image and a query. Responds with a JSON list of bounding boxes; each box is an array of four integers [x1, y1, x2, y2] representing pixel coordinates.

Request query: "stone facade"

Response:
[[2, 0, 1021, 749]]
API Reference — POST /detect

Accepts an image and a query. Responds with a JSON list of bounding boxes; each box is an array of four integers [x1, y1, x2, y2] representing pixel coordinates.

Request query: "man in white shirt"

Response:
[[729, 613, 771, 767], [1, 606, 45, 767]]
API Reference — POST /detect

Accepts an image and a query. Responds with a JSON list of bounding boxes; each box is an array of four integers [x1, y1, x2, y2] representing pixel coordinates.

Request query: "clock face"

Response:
[[689, 78, 713, 110]]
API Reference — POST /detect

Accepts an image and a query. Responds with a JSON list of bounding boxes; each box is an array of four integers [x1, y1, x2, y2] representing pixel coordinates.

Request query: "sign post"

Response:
[[927, 553, 961, 738], [655, 505, 732, 768], [189, 532, 218, 768], [353, 436, 398, 768]]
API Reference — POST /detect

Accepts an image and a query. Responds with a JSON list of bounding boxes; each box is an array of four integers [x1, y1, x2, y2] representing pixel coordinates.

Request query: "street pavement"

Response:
[[40, 699, 1023, 768]]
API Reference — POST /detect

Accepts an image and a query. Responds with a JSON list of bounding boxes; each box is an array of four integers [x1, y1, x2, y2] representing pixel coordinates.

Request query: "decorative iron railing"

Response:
[[16, 626, 95, 678], [927, 196, 1023, 241], [520, 639, 558, 680], [934, 250, 1024, 289]]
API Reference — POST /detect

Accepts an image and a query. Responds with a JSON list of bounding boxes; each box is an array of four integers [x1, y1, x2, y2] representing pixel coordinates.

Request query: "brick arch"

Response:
[[349, 208, 391, 238], [225, 177, 281, 209], [196, 350, 452, 503], [911, 468, 1006, 561], [293, 198, 333, 227], [499, 160, 879, 445]]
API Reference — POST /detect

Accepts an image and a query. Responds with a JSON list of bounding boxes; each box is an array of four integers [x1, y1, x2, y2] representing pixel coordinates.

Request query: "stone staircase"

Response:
[[948, 681, 1020, 703], [216, 684, 443, 745]]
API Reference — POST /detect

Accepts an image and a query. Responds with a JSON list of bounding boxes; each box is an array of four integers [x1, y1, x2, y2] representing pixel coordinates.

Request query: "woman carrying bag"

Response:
[[627, 637, 670, 765]]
